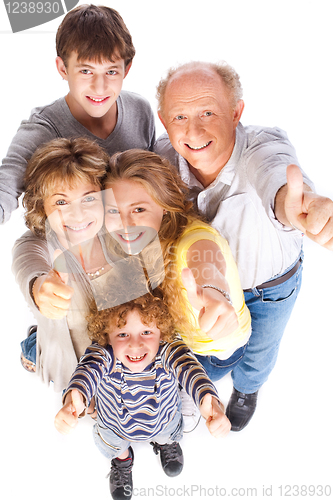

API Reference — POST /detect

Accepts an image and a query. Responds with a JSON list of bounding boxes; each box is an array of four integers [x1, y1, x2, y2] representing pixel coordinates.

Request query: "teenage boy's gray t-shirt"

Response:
[[0, 91, 156, 223]]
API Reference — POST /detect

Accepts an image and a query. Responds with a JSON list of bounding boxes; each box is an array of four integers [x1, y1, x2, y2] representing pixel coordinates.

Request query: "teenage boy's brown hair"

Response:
[[56, 4, 136, 67]]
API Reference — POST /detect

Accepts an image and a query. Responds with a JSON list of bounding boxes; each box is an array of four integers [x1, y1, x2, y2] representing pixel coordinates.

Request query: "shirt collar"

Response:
[[178, 155, 203, 188], [177, 123, 246, 190]]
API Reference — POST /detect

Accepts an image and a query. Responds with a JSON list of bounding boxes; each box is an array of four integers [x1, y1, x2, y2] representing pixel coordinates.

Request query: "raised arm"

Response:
[[167, 340, 231, 438], [182, 239, 239, 340], [274, 164, 333, 250], [54, 389, 86, 435], [200, 393, 231, 438], [0, 116, 56, 224], [12, 231, 73, 319]]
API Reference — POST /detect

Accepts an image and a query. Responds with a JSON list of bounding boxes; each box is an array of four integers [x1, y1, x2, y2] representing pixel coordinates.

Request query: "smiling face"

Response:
[[159, 65, 244, 186], [56, 52, 131, 122], [104, 180, 165, 255], [108, 309, 161, 371], [44, 180, 104, 248]]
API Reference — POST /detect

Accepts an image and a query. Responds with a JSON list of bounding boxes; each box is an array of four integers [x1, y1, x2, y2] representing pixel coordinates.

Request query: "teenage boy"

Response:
[[9, 5, 155, 372], [0, 4, 155, 224]]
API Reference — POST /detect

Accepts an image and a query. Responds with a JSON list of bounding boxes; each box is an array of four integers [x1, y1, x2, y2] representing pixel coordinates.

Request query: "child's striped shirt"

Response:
[[65, 339, 219, 441]]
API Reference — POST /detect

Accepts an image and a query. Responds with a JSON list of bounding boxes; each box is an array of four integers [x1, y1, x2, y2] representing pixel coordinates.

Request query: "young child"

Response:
[[1, 4, 155, 225], [55, 291, 230, 500], [17, 136, 112, 390], [103, 149, 252, 385]]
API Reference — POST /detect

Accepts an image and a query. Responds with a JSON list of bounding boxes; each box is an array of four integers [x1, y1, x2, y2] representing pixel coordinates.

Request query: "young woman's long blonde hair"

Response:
[[105, 149, 202, 338]]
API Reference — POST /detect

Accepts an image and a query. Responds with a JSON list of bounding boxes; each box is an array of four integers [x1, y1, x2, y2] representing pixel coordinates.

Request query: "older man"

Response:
[[155, 61, 333, 431]]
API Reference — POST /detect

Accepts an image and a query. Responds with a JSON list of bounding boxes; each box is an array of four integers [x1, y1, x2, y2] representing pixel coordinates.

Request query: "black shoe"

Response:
[[108, 447, 134, 500], [150, 441, 183, 477], [27, 325, 37, 337], [226, 388, 259, 432]]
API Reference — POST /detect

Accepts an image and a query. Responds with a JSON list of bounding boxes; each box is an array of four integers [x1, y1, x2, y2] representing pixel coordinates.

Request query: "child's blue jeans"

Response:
[[93, 405, 183, 460]]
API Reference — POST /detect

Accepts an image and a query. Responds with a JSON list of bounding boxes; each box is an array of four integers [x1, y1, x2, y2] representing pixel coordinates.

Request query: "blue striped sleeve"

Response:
[[63, 343, 115, 407], [161, 340, 220, 407]]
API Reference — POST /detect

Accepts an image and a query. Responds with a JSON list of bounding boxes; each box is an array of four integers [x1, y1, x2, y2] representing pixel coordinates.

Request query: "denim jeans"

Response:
[[195, 343, 248, 382], [231, 252, 304, 394], [21, 330, 37, 364], [93, 405, 183, 460]]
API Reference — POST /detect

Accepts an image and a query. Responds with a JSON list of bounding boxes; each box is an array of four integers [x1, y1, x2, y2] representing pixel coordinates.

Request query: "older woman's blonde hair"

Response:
[[105, 149, 202, 341], [23, 137, 109, 237]]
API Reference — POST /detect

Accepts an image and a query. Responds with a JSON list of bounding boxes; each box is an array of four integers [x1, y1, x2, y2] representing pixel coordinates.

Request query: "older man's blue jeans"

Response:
[[194, 343, 248, 382], [231, 252, 304, 394]]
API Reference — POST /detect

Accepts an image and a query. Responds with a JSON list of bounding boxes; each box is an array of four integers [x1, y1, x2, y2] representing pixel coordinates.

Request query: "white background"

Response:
[[0, 1, 332, 499]]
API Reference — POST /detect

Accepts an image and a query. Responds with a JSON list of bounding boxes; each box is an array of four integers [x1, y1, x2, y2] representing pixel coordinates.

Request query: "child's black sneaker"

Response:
[[108, 447, 134, 500], [150, 441, 184, 477]]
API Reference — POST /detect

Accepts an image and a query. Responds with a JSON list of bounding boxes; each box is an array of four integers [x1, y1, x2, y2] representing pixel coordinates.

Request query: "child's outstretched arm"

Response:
[[169, 339, 230, 437], [200, 393, 231, 438], [54, 389, 86, 435]]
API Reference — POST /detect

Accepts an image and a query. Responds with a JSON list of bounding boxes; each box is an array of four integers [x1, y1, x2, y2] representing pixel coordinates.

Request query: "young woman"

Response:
[[103, 149, 251, 381]]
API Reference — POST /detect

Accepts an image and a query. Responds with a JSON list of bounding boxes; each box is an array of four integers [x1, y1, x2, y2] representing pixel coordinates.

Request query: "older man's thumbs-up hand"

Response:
[[276, 164, 333, 250]]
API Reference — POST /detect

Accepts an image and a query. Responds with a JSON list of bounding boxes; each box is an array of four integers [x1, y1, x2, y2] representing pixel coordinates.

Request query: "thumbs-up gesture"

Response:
[[200, 393, 231, 438], [54, 389, 86, 435], [283, 164, 333, 250], [181, 267, 239, 340], [32, 250, 74, 319]]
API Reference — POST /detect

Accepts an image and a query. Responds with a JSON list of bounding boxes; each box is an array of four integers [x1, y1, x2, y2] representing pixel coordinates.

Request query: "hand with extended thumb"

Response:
[[54, 389, 86, 435], [284, 164, 333, 249], [200, 393, 231, 438], [181, 267, 238, 340], [32, 249, 74, 319]]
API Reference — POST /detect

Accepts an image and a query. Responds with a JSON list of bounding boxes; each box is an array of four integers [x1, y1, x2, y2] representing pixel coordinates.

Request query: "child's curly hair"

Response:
[[87, 292, 176, 347]]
